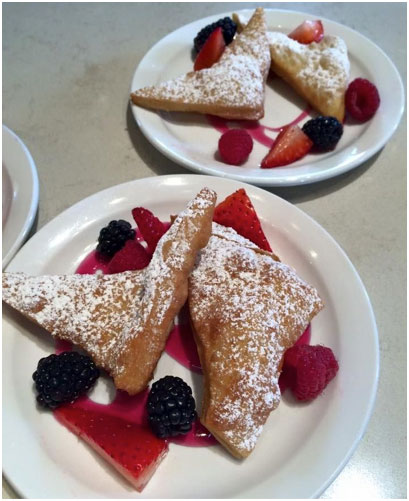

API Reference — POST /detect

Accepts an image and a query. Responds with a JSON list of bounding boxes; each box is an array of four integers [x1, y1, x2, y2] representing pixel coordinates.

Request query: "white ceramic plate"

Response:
[[130, 9, 404, 187], [2, 126, 39, 269], [3, 175, 379, 498]]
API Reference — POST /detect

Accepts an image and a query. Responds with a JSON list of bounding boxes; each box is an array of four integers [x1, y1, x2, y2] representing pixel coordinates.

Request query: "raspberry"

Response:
[[218, 129, 253, 165], [107, 239, 151, 274], [345, 78, 380, 122], [302, 116, 343, 151], [280, 344, 339, 401]]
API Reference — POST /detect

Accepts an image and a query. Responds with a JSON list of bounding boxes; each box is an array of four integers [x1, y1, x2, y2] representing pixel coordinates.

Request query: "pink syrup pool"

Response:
[[207, 108, 311, 149]]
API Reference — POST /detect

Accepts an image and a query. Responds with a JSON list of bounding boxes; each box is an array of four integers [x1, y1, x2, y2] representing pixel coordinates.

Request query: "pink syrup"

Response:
[[207, 108, 311, 149]]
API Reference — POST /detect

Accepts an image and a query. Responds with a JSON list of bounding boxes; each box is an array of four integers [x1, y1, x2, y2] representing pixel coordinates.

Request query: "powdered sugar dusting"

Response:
[[132, 8, 271, 119], [2, 187, 217, 393], [189, 224, 323, 456]]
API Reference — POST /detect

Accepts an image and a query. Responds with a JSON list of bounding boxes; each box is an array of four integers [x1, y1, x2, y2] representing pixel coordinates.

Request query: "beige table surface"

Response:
[[2, 2, 406, 499]]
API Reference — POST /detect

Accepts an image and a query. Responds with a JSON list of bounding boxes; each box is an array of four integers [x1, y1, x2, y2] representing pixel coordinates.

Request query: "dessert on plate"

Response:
[[189, 221, 323, 458], [2, 188, 216, 394], [131, 8, 270, 120]]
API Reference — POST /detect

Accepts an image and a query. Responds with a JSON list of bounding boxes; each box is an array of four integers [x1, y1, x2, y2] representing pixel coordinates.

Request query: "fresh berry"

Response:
[[55, 405, 168, 491], [218, 129, 253, 165], [213, 188, 272, 252], [132, 207, 167, 254], [194, 27, 225, 71], [261, 125, 313, 168], [280, 344, 339, 401], [193, 17, 237, 53], [345, 78, 380, 122], [288, 20, 324, 44], [32, 352, 99, 409], [108, 239, 151, 274], [97, 220, 135, 258], [147, 376, 196, 439], [302, 116, 343, 151]]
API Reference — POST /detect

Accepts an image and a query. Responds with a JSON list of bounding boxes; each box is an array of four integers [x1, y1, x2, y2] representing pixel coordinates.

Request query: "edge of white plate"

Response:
[[2, 125, 40, 269]]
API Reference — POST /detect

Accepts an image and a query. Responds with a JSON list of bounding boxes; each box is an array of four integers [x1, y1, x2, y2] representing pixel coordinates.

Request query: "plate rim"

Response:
[[130, 8, 404, 187], [2, 125, 40, 269], [3, 174, 379, 498]]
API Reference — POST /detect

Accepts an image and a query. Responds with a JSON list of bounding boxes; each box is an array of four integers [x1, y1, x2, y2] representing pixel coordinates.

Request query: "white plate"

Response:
[[130, 9, 404, 187], [3, 175, 379, 498], [2, 126, 39, 269]]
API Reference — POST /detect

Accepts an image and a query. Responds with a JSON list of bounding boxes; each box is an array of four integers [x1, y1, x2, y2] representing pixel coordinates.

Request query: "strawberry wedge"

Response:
[[213, 188, 272, 251], [194, 26, 225, 71], [55, 405, 168, 492], [261, 125, 313, 168], [289, 20, 324, 44]]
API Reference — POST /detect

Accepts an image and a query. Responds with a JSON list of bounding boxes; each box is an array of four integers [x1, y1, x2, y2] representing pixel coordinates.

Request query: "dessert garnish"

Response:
[[345, 77, 381, 122], [261, 125, 313, 168], [279, 344, 339, 401], [131, 8, 271, 121], [218, 128, 253, 165], [193, 16, 237, 53], [302, 116, 343, 151], [288, 19, 324, 44], [132, 206, 168, 254], [147, 376, 196, 438], [32, 351, 99, 409], [107, 239, 150, 274], [213, 188, 272, 251], [55, 404, 168, 492], [194, 26, 225, 71], [2, 188, 217, 394], [96, 219, 135, 258]]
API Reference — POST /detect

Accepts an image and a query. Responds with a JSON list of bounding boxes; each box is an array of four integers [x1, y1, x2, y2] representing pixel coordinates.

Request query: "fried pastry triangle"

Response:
[[2, 188, 216, 395], [188, 223, 323, 458], [130, 8, 271, 120], [233, 13, 350, 122]]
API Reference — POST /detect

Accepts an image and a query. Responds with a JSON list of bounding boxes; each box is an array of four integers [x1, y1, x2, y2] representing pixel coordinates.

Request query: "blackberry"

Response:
[[96, 219, 135, 258], [32, 351, 100, 409], [302, 116, 343, 151], [193, 17, 237, 53], [147, 376, 196, 438]]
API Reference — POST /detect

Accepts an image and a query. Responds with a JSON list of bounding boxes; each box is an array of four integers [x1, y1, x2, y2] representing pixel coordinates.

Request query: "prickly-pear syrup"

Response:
[[206, 108, 311, 148]]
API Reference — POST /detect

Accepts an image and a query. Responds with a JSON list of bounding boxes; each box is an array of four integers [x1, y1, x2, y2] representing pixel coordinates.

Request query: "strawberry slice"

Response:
[[288, 20, 324, 44], [132, 207, 167, 254], [108, 239, 151, 274], [55, 405, 168, 492], [213, 188, 272, 251], [194, 26, 225, 71], [261, 125, 313, 168]]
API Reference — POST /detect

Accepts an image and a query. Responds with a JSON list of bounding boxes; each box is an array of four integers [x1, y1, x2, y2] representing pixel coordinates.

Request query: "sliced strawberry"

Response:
[[288, 20, 324, 44], [261, 125, 313, 168], [132, 207, 167, 254], [108, 239, 151, 274], [55, 405, 168, 492], [194, 26, 225, 71], [213, 188, 272, 252]]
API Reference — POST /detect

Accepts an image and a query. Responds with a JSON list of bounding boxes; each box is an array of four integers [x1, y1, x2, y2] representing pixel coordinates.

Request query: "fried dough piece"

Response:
[[188, 223, 323, 458], [3, 188, 216, 395], [130, 8, 271, 120]]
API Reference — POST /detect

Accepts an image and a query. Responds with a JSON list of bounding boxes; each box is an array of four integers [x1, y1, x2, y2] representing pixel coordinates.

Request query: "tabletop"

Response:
[[2, 2, 406, 499]]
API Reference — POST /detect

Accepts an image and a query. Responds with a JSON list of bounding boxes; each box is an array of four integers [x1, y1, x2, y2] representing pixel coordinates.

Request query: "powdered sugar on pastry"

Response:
[[131, 8, 271, 120], [189, 224, 323, 458], [2, 187, 217, 395]]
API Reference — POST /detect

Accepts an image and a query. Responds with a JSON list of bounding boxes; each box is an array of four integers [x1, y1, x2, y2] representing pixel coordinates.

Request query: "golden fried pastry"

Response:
[[188, 223, 323, 458], [130, 8, 271, 120], [2, 188, 216, 395], [233, 13, 350, 122]]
